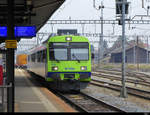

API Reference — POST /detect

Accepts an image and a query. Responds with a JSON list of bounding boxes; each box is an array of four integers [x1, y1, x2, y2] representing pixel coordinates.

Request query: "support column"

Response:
[[7, 0, 15, 112]]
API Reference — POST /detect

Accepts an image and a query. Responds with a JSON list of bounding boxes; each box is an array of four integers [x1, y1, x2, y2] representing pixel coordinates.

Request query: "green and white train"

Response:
[[27, 35, 91, 91]]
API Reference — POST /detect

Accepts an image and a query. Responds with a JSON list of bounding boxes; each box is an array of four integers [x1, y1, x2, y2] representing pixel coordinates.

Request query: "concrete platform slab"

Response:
[[0, 69, 76, 112]]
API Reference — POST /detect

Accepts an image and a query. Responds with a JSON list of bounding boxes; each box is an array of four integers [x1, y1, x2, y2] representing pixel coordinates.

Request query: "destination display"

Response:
[[0, 26, 36, 37], [0, 27, 7, 37], [15, 26, 36, 37]]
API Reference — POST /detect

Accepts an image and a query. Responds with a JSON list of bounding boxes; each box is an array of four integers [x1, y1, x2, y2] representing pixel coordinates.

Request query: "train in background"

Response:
[[16, 54, 27, 69], [27, 35, 92, 92]]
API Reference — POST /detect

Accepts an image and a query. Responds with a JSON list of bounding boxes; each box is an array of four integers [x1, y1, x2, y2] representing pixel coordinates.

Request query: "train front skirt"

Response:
[[46, 72, 91, 91]]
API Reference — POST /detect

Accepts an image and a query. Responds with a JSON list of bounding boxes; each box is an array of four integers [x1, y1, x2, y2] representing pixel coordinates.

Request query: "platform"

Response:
[[0, 69, 76, 112]]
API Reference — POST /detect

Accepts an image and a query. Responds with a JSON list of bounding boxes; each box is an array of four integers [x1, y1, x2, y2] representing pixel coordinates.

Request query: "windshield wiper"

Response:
[[72, 54, 80, 63], [55, 58, 60, 63]]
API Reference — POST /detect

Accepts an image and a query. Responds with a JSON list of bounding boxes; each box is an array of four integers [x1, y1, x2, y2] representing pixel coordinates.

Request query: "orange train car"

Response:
[[16, 54, 27, 69]]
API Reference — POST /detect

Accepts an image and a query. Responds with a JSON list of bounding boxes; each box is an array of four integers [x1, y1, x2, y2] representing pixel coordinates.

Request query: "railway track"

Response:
[[55, 91, 126, 112], [97, 69, 150, 81], [91, 79, 150, 100], [24, 70, 126, 112], [24, 69, 150, 112], [92, 70, 150, 87]]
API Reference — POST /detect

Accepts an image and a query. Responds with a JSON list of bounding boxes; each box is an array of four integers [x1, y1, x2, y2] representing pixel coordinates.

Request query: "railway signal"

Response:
[[116, 0, 129, 15], [116, 0, 130, 25]]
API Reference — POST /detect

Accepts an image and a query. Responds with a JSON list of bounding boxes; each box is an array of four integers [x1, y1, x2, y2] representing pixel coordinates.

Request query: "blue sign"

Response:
[[0, 26, 36, 38], [15, 26, 36, 37], [0, 27, 7, 37]]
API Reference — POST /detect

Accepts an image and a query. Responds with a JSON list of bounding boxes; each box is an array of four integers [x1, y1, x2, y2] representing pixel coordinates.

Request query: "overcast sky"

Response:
[[39, 0, 150, 35], [19, 0, 150, 51], [36, 0, 150, 42]]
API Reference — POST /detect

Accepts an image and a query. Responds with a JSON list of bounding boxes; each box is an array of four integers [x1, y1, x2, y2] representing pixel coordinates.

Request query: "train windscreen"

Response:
[[49, 42, 89, 61]]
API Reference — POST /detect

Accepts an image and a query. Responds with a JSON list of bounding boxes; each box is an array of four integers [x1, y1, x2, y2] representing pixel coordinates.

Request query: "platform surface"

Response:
[[0, 69, 76, 112]]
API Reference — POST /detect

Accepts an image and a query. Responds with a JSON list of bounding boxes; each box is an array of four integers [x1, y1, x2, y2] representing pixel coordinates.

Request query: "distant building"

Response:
[[110, 45, 150, 63]]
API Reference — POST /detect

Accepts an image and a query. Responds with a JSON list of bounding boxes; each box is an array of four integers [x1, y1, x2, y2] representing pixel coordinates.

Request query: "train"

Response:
[[27, 35, 92, 91], [16, 54, 27, 69]]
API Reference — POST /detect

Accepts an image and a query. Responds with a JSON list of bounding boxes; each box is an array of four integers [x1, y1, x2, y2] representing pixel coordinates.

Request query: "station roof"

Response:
[[30, 0, 65, 31], [0, 0, 65, 31], [0, 0, 65, 44]]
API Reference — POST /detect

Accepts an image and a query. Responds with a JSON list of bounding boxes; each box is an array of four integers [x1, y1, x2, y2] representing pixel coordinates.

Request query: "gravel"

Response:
[[82, 85, 150, 112]]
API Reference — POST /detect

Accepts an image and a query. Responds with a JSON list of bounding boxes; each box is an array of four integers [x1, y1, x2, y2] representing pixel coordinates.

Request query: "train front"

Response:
[[46, 35, 91, 91]]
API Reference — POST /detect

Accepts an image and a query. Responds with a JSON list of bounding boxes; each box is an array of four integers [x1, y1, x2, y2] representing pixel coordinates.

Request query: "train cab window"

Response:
[[71, 48, 89, 60], [49, 48, 67, 61], [49, 43, 68, 61], [70, 42, 89, 61]]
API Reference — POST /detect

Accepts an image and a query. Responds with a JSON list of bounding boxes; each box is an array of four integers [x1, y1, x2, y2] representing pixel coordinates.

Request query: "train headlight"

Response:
[[66, 37, 72, 41], [52, 66, 58, 71], [81, 66, 87, 70]]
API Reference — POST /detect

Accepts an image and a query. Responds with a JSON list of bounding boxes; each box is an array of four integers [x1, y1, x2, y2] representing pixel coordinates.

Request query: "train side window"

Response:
[[41, 51, 43, 62], [35, 53, 37, 62], [40, 51, 42, 62], [42, 50, 46, 62], [31, 53, 36, 62], [37, 51, 41, 62], [28, 55, 30, 62], [39, 51, 42, 62]]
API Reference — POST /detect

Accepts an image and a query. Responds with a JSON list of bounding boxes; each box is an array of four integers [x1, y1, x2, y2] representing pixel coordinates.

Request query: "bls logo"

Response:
[[65, 68, 75, 70]]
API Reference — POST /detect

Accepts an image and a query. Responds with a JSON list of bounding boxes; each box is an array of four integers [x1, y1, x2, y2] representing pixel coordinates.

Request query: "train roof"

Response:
[[27, 35, 90, 55], [28, 44, 47, 55]]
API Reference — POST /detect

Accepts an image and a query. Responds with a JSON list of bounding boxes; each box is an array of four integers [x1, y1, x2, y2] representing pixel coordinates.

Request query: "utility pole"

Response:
[[93, 0, 104, 66], [133, 38, 136, 64], [147, 36, 149, 64], [99, 1, 104, 63], [120, 0, 127, 98], [142, 0, 144, 8], [136, 36, 139, 71], [94, 1, 104, 67]]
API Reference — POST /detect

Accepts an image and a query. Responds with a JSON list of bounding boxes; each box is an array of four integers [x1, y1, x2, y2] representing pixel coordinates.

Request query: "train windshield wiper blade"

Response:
[[72, 54, 80, 63], [55, 58, 60, 63]]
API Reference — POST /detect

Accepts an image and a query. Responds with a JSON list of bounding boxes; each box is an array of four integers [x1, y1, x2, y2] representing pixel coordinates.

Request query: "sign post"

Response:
[[6, 0, 15, 112], [0, 65, 3, 86], [0, 0, 36, 112]]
